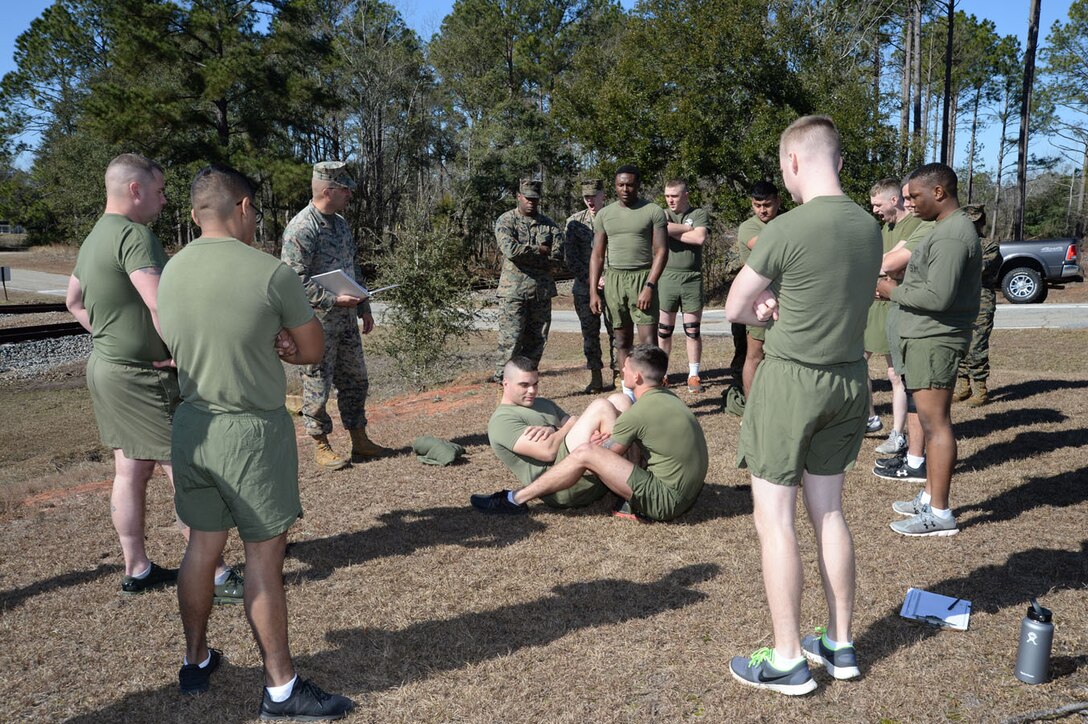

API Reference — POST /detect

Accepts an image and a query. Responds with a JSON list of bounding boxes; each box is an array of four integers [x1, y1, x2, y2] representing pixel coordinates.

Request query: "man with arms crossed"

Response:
[[866, 178, 922, 455], [734, 181, 782, 398], [471, 345, 707, 523], [657, 179, 709, 392], [159, 165, 354, 719], [66, 153, 238, 601], [725, 116, 881, 695], [876, 164, 981, 537], [589, 166, 668, 397]]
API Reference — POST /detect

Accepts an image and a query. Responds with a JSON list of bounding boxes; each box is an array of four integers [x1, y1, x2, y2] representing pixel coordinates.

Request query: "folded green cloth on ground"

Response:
[[412, 436, 465, 466], [722, 383, 746, 417]]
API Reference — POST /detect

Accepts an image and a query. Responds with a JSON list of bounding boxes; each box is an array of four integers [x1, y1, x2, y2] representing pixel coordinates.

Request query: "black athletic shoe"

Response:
[[470, 490, 528, 515], [178, 648, 222, 695], [259, 678, 355, 721], [874, 453, 905, 471], [121, 562, 178, 595], [873, 458, 927, 483]]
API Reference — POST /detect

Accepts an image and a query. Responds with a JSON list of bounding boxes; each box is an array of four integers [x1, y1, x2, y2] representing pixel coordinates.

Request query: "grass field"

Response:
[[0, 329, 1086, 722]]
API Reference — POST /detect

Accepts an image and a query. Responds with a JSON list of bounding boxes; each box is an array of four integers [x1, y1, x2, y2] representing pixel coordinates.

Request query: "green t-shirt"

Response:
[[72, 213, 170, 367], [883, 214, 923, 254], [736, 215, 766, 267], [892, 209, 982, 339], [593, 199, 666, 270], [747, 196, 882, 366], [158, 238, 315, 413], [610, 388, 707, 505], [664, 206, 708, 272], [487, 398, 567, 486]]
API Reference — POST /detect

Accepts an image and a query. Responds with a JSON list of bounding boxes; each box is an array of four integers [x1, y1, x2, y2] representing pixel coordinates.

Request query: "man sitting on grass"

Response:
[[472, 345, 708, 522]]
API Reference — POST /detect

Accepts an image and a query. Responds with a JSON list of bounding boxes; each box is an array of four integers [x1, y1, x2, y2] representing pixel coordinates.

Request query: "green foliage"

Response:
[[372, 207, 481, 389]]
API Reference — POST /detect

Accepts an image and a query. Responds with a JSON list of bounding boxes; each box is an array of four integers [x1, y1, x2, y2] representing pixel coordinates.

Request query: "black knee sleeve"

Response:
[[683, 322, 701, 340], [658, 323, 674, 338]]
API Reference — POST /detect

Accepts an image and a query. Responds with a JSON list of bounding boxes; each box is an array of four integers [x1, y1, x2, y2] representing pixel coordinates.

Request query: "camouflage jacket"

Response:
[[281, 202, 371, 316], [495, 208, 563, 300], [563, 208, 595, 293], [980, 237, 1003, 289]]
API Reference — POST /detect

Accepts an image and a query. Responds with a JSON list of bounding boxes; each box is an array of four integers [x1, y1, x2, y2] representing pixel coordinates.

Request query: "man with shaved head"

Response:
[[726, 116, 881, 695], [66, 154, 239, 602], [159, 165, 353, 719]]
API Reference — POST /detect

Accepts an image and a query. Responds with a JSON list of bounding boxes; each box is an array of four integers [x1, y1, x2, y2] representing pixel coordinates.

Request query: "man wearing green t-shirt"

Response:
[[877, 164, 981, 538], [734, 181, 782, 397], [472, 345, 707, 523], [159, 165, 354, 718], [589, 166, 668, 394], [725, 116, 881, 695], [658, 179, 709, 392], [66, 153, 237, 601], [481, 356, 632, 511]]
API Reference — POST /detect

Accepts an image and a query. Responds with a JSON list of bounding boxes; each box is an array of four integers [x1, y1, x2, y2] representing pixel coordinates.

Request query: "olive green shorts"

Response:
[[657, 269, 704, 314], [541, 440, 607, 508], [748, 325, 766, 343], [738, 356, 868, 486], [864, 300, 891, 355], [604, 268, 658, 327], [886, 304, 904, 373], [86, 351, 179, 460], [899, 335, 968, 390], [626, 466, 700, 522], [172, 404, 302, 542]]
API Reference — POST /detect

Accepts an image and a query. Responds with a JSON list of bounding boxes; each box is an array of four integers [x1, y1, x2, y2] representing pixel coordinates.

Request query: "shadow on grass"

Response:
[[0, 562, 120, 612], [66, 563, 720, 723], [954, 407, 1068, 440], [854, 540, 1088, 671], [959, 428, 1088, 470], [957, 466, 1088, 531], [988, 378, 1088, 404], [285, 506, 547, 582], [678, 483, 753, 524], [448, 432, 489, 448]]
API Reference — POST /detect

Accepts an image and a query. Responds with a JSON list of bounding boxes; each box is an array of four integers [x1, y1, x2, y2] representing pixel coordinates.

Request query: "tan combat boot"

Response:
[[584, 369, 604, 394], [312, 434, 350, 470], [953, 377, 972, 402], [966, 381, 990, 407], [349, 427, 391, 462]]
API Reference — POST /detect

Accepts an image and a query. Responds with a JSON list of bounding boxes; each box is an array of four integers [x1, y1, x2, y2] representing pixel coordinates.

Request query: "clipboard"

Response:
[[900, 588, 971, 630], [311, 270, 399, 299]]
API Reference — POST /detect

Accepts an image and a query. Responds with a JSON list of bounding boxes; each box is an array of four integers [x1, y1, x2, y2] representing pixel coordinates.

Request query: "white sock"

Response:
[[506, 490, 520, 506], [183, 651, 212, 668], [822, 633, 852, 650], [622, 384, 635, 403], [131, 563, 151, 580], [689, 363, 700, 377], [214, 568, 232, 585], [919, 491, 931, 506], [930, 506, 953, 520], [906, 454, 925, 468], [771, 650, 805, 670], [266, 674, 298, 703]]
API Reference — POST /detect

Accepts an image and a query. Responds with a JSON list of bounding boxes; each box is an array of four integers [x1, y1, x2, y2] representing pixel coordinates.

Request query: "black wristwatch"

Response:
[[644, 281, 657, 289]]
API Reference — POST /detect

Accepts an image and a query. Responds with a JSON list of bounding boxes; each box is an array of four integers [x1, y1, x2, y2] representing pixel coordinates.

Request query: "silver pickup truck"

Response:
[[998, 238, 1082, 304]]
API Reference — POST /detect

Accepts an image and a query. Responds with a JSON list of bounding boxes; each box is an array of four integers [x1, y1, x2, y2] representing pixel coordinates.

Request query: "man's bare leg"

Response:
[[179, 529, 229, 665], [863, 352, 876, 418], [886, 356, 906, 434], [112, 451, 156, 576], [750, 476, 803, 659], [636, 323, 657, 346], [657, 310, 676, 357], [742, 336, 765, 398], [513, 443, 636, 504], [161, 462, 230, 578], [243, 533, 295, 686], [614, 324, 633, 371], [683, 311, 702, 370], [906, 412, 924, 458], [912, 387, 956, 509], [802, 472, 854, 643], [563, 397, 631, 449]]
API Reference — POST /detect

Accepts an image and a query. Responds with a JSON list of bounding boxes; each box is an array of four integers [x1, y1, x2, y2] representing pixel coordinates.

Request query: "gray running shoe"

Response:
[[892, 491, 926, 517], [874, 431, 907, 455], [866, 415, 883, 433], [729, 648, 817, 696], [801, 629, 860, 680], [890, 507, 958, 537]]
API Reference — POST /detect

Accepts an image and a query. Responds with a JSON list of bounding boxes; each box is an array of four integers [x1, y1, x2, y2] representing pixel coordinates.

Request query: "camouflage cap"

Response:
[[962, 204, 986, 222], [519, 179, 542, 199], [313, 161, 356, 189], [580, 179, 604, 196]]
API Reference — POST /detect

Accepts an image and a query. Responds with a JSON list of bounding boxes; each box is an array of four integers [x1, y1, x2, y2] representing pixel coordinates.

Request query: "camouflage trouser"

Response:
[[573, 284, 617, 371], [959, 288, 996, 381], [301, 310, 368, 435], [495, 295, 552, 376]]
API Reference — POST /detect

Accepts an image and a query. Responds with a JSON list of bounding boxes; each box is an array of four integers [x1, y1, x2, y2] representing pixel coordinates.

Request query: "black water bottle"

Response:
[[1014, 599, 1054, 684]]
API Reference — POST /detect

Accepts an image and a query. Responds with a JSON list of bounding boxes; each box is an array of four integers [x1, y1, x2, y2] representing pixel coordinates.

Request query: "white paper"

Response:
[[899, 587, 971, 631], [311, 269, 368, 298]]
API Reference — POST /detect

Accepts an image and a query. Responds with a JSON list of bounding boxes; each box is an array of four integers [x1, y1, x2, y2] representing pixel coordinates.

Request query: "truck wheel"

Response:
[[1001, 266, 1048, 304]]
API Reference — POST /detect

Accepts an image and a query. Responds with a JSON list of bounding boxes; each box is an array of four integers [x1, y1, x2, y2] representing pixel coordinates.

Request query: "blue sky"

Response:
[[0, 0, 1078, 172]]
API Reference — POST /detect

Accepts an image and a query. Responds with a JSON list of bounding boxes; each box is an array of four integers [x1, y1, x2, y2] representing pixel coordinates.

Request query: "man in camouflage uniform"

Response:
[[493, 178, 564, 381], [281, 161, 390, 469], [564, 179, 617, 393], [954, 204, 1002, 406]]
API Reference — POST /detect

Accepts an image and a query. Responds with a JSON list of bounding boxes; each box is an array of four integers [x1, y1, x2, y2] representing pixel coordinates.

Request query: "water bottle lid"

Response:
[[1026, 604, 1052, 623]]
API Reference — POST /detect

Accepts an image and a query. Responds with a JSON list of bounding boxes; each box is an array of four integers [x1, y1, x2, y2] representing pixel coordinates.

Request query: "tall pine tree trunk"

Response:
[[900, 7, 912, 168], [940, 0, 954, 164], [1015, 0, 1041, 240], [966, 87, 981, 202], [912, 0, 923, 162]]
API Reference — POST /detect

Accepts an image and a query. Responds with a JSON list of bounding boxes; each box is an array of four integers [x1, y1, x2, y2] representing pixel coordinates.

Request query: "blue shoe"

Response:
[[470, 490, 528, 515], [729, 648, 817, 696], [802, 629, 860, 680]]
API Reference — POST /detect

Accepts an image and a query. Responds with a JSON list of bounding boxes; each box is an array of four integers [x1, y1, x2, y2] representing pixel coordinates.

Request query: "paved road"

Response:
[[7, 268, 1088, 331]]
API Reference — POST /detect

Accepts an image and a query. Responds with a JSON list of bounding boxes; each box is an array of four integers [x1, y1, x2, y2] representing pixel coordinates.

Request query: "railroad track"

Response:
[[0, 303, 69, 314], [0, 322, 88, 344]]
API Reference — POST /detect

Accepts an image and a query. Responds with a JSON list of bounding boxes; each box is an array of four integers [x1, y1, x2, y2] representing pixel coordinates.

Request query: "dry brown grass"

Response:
[[1, 331, 1086, 722]]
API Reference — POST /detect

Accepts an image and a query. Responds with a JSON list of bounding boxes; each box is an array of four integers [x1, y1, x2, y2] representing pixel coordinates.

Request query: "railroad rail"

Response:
[[0, 303, 69, 314], [0, 322, 88, 344]]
